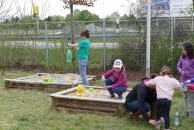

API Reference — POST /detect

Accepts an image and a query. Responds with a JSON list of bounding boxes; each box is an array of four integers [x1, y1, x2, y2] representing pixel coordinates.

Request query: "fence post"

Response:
[[171, 17, 174, 68], [146, 0, 151, 78], [192, 16, 194, 31], [45, 21, 49, 66], [103, 18, 106, 70]]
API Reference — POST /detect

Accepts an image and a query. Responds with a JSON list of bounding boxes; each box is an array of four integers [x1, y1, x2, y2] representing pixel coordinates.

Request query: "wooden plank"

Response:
[[52, 98, 126, 114], [55, 102, 118, 113], [118, 104, 126, 116], [51, 97, 57, 111], [5, 80, 74, 90], [4, 73, 96, 91], [55, 98, 119, 108], [55, 100, 118, 113], [50, 86, 129, 115]]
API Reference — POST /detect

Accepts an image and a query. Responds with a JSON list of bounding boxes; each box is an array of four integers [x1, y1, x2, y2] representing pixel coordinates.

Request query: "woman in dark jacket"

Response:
[[125, 78, 157, 127]]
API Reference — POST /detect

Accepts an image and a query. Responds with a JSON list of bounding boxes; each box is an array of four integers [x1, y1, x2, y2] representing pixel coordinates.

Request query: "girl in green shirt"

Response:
[[68, 29, 90, 86]]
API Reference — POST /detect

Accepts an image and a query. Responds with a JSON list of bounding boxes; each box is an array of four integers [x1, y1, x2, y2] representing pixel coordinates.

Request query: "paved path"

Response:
[[6, 41, 119, 49]]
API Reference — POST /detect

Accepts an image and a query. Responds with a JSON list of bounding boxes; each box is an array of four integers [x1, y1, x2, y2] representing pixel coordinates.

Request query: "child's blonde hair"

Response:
[[160, 65, 173, 77]]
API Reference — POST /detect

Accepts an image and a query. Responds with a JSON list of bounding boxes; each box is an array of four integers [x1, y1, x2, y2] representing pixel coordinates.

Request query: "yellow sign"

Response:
[[33, 5, 39, 15]]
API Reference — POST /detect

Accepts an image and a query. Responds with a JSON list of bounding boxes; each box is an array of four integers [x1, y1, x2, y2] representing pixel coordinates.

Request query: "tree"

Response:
[[121, 14, 135, 20], [46, 15, 65, 22], [79, 10, 92, 21], [73, 9, 80, 15], [104, 12, 120, 26], [3, 16, 20, 23], [0, 0, 12, 22], [193, 0, 194, 9], [65, 9, 80, 21], [62, 0, 97, 44], [107, 11, 120, 20], [77, 10, 100, 21], [64, 9, 100, 21]]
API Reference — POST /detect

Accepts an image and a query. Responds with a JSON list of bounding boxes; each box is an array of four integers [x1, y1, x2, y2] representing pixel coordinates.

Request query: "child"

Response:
[[177, 42, 194, 117], [186, 83, 194, 118], [101, 59, 128, 99], [68, 29, 90, 86], [125, 77, 157, 126], [145, 66, 180, 130]]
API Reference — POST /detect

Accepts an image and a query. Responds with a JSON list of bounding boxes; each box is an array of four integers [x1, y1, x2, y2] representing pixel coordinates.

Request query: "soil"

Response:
[[1, 65, 179, 81]]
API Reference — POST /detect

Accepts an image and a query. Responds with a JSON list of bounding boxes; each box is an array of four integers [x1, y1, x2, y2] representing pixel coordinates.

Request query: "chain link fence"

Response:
[[0, 17, 194, 80]]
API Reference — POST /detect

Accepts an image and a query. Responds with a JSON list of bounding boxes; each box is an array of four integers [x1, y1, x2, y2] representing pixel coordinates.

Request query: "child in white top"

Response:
[[145, 66, 180, 130]]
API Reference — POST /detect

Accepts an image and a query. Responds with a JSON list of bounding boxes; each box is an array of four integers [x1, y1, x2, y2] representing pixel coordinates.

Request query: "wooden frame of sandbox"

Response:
[[50, 86, 131, 115], [4, 73, 96, 91]]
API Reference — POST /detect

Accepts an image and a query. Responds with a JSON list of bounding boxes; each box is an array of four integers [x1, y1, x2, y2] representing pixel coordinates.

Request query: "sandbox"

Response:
[[4, 73, 95, 91], [50, 86, 131, 115]]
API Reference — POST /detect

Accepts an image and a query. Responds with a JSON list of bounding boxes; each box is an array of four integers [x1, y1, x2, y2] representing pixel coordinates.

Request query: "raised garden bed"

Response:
[[50, 86, 131, 115], [5, 73, 95, 91]]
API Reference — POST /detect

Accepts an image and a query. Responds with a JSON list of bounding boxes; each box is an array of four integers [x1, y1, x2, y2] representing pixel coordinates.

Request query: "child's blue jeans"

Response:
[[78, 60, 89, 86], [126, 101, 151, 112], [104, 79, 126, 96]]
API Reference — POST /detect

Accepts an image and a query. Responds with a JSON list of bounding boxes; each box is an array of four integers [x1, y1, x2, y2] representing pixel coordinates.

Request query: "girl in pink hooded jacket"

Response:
[[102, 59, 128, 99]]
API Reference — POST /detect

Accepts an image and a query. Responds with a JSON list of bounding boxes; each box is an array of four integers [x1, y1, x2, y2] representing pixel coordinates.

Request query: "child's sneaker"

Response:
[[189, 111, 194, 118], [118, 94, 122, 99], [155, 121, 161, 130], [182, 111, 189, 117], [110, 94, 115, 98]]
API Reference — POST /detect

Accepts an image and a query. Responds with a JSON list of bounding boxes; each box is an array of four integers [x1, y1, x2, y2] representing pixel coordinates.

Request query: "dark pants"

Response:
[[126, 101, 151, 112], [104, 79, 126, 96], [156, 98, 171, 129]]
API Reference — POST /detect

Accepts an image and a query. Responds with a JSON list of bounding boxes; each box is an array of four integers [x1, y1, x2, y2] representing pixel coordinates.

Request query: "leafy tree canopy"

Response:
[[45, 15, 65, 22], [64, 9, 100, 21], [106, 11, 120, 20]]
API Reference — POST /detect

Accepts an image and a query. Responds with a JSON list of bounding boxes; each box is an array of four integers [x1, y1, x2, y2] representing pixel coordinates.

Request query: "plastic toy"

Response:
[[75, 93, 87, 97], [76, 84, 85, 92], [66, 77, 74, 82], [184, 78, 194, 84], [95, 89, 101, 93], [187, 84, 194, 90], [57, 80, 64, 83], [42, 77, 54, 82], [89, 87, 94, 92]]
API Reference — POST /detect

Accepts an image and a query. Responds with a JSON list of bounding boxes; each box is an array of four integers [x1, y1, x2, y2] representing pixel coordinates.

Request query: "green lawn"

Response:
[[0, 70, 194, 130]]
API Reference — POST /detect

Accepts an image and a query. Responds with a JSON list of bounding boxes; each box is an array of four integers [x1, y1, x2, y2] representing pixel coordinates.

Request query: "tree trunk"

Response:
[[70, 2, 76, 68], [70, 3, 75, 44], [192, 1, 194, 9]]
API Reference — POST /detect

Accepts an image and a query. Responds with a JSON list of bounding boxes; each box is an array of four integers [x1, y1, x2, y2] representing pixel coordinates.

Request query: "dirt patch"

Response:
[[87, 68, 146, 81], [1, 65, 179, 81], [2, 65, 47, 73]]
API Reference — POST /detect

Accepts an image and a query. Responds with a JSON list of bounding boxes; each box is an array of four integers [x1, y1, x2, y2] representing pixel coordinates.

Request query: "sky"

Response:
[[2, 0, 194, 21], [5, 0, 133, 19]]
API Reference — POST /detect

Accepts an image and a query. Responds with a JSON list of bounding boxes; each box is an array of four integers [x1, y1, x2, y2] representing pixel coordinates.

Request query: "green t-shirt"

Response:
[[78, 39, 90, 60]]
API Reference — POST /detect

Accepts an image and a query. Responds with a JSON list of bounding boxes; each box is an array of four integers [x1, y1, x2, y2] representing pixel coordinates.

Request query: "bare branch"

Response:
[[62, 0, 97, 9], [0, 0, 13, 21]]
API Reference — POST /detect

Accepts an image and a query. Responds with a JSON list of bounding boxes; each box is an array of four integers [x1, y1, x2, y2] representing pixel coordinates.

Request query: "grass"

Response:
[[0, 70, 194, 130]]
